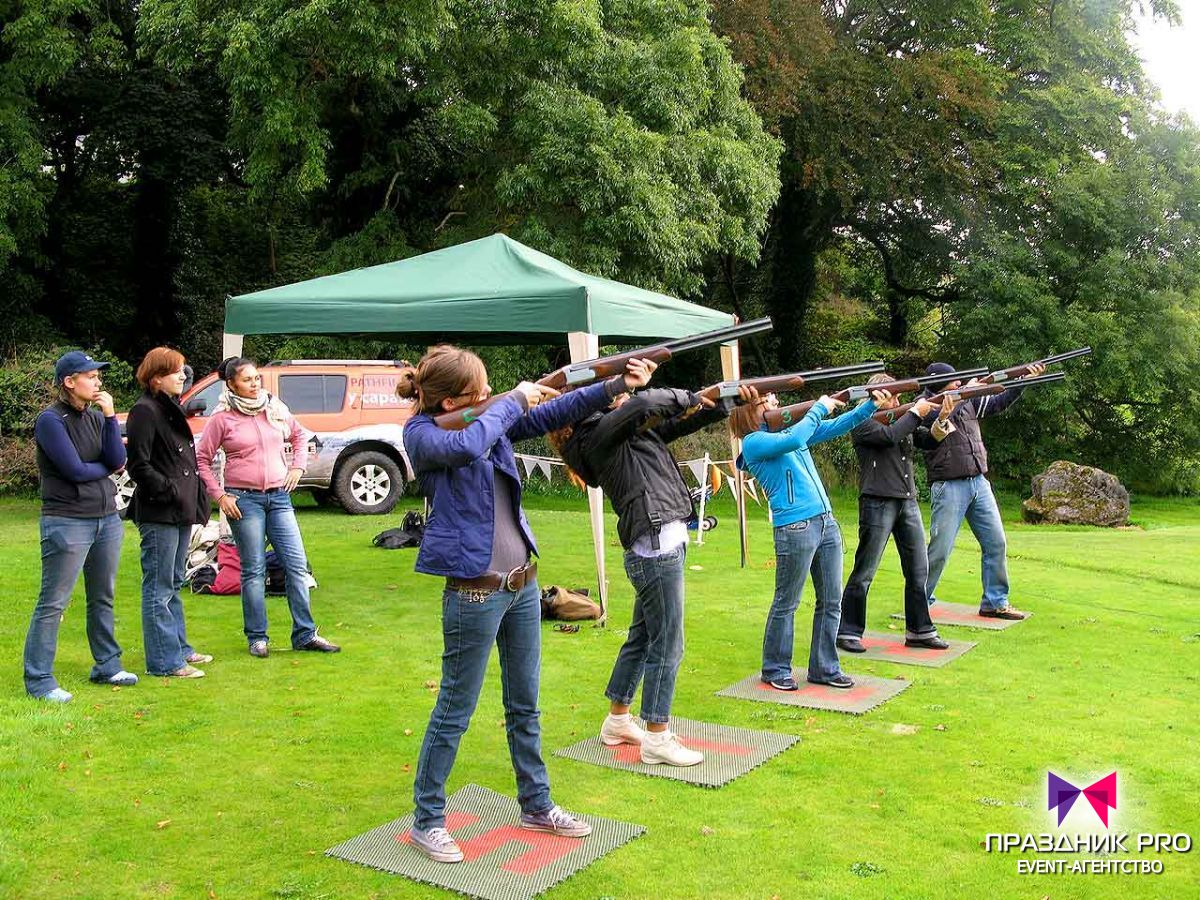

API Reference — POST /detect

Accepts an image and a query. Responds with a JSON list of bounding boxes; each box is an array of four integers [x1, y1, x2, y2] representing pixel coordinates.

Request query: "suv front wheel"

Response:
[[334, 451, 403, 515]]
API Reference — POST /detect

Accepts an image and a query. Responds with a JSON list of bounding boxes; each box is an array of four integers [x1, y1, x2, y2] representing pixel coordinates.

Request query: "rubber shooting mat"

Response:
[[553, 716, 799, 788], [716, 672, 910, 715], [326, 783, 644, 900], [853, 631, 977, 667], [894, 600, 1030, 630]]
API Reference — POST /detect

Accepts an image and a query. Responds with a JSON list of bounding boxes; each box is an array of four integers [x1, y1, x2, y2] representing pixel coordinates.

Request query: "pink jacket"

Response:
[[196, 408, 309, 499]]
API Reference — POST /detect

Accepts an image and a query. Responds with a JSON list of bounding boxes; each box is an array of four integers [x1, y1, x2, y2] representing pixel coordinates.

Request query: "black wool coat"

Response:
[[125, 390, 210, 526]]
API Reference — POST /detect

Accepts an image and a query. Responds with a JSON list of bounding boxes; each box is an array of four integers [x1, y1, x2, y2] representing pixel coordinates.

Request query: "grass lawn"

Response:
[[1, 488, 1197, 899]]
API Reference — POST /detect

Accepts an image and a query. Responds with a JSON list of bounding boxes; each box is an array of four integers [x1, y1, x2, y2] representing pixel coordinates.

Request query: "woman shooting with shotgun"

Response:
[[398, 345, 652, 864]]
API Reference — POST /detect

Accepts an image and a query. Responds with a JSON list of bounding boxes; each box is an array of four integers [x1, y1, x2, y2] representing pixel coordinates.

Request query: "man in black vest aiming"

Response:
[[915, 361, 1045, 620]]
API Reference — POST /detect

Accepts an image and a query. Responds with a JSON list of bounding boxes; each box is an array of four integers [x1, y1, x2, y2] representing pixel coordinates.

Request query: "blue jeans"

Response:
[[605, 544, 686, 725], [138, 522, 195, 674], [926, 475, 1010, 610], [226, 489, 317, 647], [413, 581, 552, 830], [840, 497, 938, 640], [24, 514, 125, 696], [763, 512, 844, 682]]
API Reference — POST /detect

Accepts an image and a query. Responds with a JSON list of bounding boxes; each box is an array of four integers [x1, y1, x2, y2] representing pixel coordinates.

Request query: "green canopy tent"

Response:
[[222, 234, 750, 613]]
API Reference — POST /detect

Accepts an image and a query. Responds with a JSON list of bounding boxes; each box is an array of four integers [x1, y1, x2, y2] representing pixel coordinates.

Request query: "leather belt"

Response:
[[447, 561, 538, 595]]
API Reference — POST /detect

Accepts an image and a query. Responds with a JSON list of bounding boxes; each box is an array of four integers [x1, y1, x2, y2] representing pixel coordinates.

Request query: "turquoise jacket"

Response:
[[737, 399, 878, 527]]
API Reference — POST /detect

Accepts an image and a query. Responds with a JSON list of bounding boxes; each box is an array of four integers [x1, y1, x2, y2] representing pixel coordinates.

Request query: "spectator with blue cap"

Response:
[[914, 360, 1045, 619], [24, 351, 139, 702]]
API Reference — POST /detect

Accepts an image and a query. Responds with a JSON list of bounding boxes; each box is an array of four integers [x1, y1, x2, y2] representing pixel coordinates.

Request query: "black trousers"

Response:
[[839, 496, 938, 639]]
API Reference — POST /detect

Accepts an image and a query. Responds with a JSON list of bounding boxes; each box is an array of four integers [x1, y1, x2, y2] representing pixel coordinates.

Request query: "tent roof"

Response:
[[224, 233, 733, 342]]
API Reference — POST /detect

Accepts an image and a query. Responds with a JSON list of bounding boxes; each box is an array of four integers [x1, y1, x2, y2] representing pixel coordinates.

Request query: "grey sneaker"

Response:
[[92, 670, 138, 686], [519, 805, 592, 838], [249, 641, 269, 658], [38, 687, 73, 703], [408, 826, 464, 863]]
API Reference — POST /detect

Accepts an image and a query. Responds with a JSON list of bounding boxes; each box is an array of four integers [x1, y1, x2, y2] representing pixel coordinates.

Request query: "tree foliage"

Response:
[[1, 0, 1198, 491]]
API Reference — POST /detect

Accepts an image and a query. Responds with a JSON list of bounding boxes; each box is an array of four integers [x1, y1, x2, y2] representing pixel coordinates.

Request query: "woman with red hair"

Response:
[[126, 347, 214, 678]]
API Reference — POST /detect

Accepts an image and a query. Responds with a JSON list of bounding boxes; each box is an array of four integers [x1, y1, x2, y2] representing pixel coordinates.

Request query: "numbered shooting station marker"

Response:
[[554, 717, 799, 788], [326, 784, 644, 900], [717, 672, 911, 715], [852, 631, 977, 668], [894, 601, 1030, 631]]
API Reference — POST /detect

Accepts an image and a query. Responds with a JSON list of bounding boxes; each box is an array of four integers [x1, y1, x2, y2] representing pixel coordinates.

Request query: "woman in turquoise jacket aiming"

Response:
[[730, 388, 889, 691]]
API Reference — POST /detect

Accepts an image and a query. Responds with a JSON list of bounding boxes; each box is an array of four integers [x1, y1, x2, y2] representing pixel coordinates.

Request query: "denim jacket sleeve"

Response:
[[741, 400, 830, 462], [405, 396, 527, 471], [810, 399, 878, 445], [506, 378, 621, 443]]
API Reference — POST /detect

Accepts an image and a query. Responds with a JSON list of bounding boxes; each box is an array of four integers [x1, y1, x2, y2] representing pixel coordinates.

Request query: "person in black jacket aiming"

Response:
[[837, 374, 949, 652], [915, 361, 1045, 620], [552, 362, 748, 767]]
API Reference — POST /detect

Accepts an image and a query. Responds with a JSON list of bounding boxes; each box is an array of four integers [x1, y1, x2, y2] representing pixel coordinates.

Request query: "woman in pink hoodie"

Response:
[[196, 357, 340, 658]]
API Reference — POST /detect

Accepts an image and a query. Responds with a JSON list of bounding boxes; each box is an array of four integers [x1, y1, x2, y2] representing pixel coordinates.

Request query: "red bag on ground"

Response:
[[210, 540, 242, 595]]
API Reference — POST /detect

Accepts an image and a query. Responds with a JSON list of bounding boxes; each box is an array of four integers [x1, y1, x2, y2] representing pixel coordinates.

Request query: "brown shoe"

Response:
[[905, 636, 951, 650], [979, 605, 1027, 620], [297, 635, 341, 653]]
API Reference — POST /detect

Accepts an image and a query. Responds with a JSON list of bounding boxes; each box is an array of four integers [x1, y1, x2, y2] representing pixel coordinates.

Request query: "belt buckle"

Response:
[[504, 565, 524, 592]]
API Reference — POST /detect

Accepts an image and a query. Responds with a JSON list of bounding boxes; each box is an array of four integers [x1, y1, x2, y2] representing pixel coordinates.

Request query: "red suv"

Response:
[[115, 360, 417, 514]]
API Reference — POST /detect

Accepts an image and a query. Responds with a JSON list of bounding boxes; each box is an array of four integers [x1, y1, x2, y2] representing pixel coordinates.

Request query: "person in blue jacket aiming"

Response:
[[730, 387, 891, 691], [396, 345, 652, 864]]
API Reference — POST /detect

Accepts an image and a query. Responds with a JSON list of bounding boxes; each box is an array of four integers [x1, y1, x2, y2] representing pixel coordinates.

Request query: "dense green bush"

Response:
[[0, 344, 137, 436], [0, 437, 38, 495]]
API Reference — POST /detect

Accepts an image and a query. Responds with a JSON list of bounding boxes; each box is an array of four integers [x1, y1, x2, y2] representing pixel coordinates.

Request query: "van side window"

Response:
[[189, 380, 225, 417], [278, 374, 348, 414]]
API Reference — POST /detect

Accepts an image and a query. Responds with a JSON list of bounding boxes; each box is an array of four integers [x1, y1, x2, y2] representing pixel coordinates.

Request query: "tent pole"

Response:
[[567, 331, 608, 625], [222, 332, 245, 359], [720, 341, 749, 568]]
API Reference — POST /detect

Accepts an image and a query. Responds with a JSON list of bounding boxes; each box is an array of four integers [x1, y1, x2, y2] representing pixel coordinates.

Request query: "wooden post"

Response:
[[720, 341, 749, 567], [567, 331, 608, 623]]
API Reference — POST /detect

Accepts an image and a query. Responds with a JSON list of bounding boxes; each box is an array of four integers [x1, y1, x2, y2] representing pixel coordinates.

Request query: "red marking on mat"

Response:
[[461, 826, 579, 874], [607, 736, 752, 763], [398, 813, 578, 875], [859, 637, 929, 657]]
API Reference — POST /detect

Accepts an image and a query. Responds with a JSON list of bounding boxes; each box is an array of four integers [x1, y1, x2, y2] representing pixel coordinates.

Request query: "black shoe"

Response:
[[836, 637, 866, 653], [297, 635, 341, 653], [807, 673, 854, 689], [905, 636, 950, 650], [760, 674, 800, 692]]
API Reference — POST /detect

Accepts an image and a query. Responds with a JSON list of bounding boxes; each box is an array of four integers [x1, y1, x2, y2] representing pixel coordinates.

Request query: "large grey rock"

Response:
[[1021, 460, 1129, 526]]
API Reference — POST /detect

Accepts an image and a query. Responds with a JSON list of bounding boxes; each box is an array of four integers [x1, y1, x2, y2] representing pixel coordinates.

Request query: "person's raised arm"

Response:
[[810, 395, 880, 445], [405, 395, 528, 471], [853, 396, 931, 447], [741, 398, 833, 462], [34, 413, 115, 482], [508, 357, 657, 443]]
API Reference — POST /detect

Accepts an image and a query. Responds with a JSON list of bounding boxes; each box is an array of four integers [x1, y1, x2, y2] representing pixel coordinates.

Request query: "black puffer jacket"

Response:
[[851, 409, 921, 499], [125, 390, 210, 526], [560, 388, 731, 550], [914, 386, 1023, 482]]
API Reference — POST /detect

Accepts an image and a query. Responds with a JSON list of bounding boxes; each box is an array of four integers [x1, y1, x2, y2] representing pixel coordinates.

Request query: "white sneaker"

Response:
[[600, 714, 646, 747], [640, 731, 704, 767], [92, 670, 138, 686]]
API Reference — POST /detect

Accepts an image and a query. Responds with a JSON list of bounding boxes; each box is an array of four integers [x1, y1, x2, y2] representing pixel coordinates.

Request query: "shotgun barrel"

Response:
[[433, 317, 774, 430], [873, 371, 1068, 424], [985, 346, 1091, 384], [700, 360, 887, 401]]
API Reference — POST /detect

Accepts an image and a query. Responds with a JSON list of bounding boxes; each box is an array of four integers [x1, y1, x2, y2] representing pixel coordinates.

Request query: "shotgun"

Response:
[[872, 371, 1068, 424], [694, 361, 887, 403], [762, 366, 987, 432], [979, 347, 1092, 385], [433, 317, 773, 430]]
